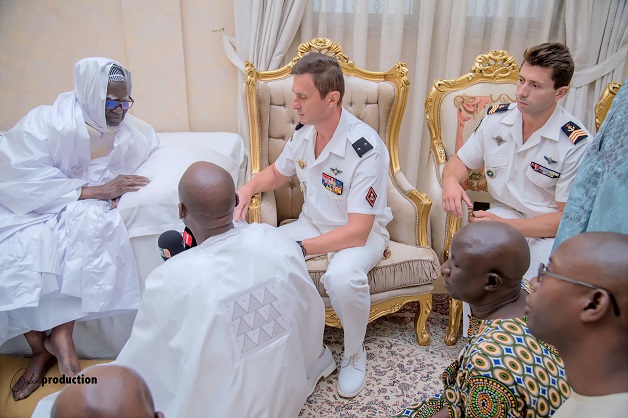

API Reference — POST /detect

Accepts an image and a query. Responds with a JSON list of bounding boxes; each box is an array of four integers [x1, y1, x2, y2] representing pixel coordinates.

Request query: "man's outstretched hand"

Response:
[[234, 186, 253, 221], [80, 174, 150, 201]]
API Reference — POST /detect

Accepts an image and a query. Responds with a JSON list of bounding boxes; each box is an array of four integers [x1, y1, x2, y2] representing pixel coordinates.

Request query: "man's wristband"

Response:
[[296, 240, 307, 257]]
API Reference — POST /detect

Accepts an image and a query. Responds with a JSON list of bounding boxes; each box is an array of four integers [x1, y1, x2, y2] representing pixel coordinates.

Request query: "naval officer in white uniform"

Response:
[[235, 52, 392, 398], [442, 42, 591, 279]]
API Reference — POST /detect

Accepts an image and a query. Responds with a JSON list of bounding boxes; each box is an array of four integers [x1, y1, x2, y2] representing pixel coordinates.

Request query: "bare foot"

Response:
[[45, 326, 81, 378], [11, 351, 56, 400]]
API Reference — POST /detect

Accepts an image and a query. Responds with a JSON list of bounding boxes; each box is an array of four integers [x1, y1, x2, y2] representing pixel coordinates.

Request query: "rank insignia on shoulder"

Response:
[[561, 121, 587, 145], [322, 173, 343, 195], [474, 117, 484, 132], [352, 137, 373, 158], [295, 122, 304, 131], [486, 103, 511, 114], [530, 162, 560, 178], [365, 187, 377, 207]]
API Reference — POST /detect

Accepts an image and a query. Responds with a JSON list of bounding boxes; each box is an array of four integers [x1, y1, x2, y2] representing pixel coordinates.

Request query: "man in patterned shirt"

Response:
[[394, 222, 570, 417]]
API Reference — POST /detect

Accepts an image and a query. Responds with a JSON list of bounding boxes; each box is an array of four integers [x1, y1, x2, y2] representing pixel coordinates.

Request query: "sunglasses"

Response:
[[105, 98, 134, 110], [537, 263, 620, 316]]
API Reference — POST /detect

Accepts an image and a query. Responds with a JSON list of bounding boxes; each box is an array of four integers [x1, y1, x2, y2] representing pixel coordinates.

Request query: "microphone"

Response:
[[183, 226, 197, 249], [158, 230, 186, 261]]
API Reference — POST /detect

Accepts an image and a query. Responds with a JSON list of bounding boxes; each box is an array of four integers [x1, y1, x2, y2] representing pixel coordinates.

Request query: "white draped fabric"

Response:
[[564, 0, 628, 132], [288, 0, 627, 192], [114, 222, 326, 417], [0, 58, 159, 345], [222, 0, 308, 167]]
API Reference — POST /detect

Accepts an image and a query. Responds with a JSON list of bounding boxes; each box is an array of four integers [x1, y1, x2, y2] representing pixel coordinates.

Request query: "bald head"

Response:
[[553, 232, 628, 310], [442, 222, 530, 313], [178, 162, 237, 243], [51, 364, 162, 418], [526, 232, 628, 392], [454, 222, 530, 284]]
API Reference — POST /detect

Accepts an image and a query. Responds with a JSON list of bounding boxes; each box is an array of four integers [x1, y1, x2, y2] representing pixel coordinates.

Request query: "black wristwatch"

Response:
[[296, 240, 307, 257]]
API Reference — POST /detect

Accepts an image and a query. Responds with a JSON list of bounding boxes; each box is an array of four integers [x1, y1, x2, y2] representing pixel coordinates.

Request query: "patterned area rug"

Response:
[[299, 294, 465, 417]]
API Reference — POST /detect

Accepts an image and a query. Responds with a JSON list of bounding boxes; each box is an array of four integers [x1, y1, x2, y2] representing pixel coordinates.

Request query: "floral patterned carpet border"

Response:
[[299, 294, 465, 418]]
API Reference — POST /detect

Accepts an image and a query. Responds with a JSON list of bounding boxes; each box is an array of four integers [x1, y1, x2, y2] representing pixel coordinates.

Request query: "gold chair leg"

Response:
[[445, 297, 463, 346], [414, 293, 432, 346]]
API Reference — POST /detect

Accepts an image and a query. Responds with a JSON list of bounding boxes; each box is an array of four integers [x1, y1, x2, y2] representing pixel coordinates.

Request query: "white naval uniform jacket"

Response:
[[458, 103, 591, 218], [275, 108, 392, 238]]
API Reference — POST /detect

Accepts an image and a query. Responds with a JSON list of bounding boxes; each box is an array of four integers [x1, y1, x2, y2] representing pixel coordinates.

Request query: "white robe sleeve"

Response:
[[0, 105, 87, 215]]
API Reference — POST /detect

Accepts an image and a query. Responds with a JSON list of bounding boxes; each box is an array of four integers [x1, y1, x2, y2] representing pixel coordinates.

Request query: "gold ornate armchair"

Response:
[[595, 81, 622, 131], [424, 50, 520, 345], [244, 38, 440, 345]]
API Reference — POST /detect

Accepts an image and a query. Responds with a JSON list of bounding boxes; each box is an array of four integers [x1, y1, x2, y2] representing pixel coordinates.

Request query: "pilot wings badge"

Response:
[[493, 135, 505, 145]]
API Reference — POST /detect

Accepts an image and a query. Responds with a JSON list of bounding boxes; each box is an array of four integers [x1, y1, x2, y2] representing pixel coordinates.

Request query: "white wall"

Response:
[[0, 0, 239, 134]]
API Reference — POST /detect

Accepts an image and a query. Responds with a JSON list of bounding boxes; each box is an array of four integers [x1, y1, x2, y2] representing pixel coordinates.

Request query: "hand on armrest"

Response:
[[442, 155, 472, 218], [234, 163, 289, 221]]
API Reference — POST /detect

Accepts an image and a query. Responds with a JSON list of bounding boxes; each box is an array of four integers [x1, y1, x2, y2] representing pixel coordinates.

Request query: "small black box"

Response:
[[473, 201, 491, 212]]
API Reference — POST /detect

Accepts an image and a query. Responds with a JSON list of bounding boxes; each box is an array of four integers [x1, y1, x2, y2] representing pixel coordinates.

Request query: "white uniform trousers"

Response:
[[279, 218, 385, 356], [462, 203, 554, 336]]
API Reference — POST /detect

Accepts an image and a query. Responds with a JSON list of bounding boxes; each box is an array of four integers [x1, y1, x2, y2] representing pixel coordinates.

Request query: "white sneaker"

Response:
[[306, 345, 336, 397], [337, 346, 367, 398]]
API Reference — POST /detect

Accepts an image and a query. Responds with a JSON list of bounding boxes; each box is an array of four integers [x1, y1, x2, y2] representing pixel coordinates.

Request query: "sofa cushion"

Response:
[[116, 132, 244, 238]]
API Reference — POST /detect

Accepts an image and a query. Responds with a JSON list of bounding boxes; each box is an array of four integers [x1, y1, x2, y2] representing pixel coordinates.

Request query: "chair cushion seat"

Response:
[[306, 240, 440, 297]]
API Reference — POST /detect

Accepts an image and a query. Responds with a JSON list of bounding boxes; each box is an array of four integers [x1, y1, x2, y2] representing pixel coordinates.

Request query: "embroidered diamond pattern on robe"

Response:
[[221, 278, 288, 359]]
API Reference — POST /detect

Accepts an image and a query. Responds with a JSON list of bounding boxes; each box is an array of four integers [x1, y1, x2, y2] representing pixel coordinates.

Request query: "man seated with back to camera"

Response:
[[441, 43, 592, 279], [526, 231, 628, 417], [112, 161, 334, 417], [394, 222, 570, 418]]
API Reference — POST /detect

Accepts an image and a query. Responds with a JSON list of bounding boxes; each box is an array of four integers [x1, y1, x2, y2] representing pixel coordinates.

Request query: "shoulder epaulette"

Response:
[[290, 122, 304, 141], [486, 103, 511, 115], [474, 117, 484, 133], [561, 121, 588, 145], [351, 136, 373, 158]]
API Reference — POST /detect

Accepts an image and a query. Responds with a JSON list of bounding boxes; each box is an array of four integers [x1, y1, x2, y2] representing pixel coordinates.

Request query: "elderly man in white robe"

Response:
[[0, 57, 159, 400], [111, 161, 334, 417]]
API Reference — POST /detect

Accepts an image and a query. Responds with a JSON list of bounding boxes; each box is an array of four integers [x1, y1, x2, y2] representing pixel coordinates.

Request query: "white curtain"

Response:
[[225, 0, 308, 71], [223, 0, 308, 174], [291, 0, 627, 192], [564, 0, 628, 132]]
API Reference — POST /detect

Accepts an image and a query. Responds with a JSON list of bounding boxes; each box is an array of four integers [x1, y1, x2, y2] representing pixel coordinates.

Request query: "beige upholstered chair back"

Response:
[[244, 38, 429, 244], [595, 81, 622, 131], [424, 50, 519, 263]]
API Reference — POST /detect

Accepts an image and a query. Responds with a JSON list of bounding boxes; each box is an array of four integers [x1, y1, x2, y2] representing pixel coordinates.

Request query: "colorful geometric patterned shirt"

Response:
[[394, 286, 571, 417]]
